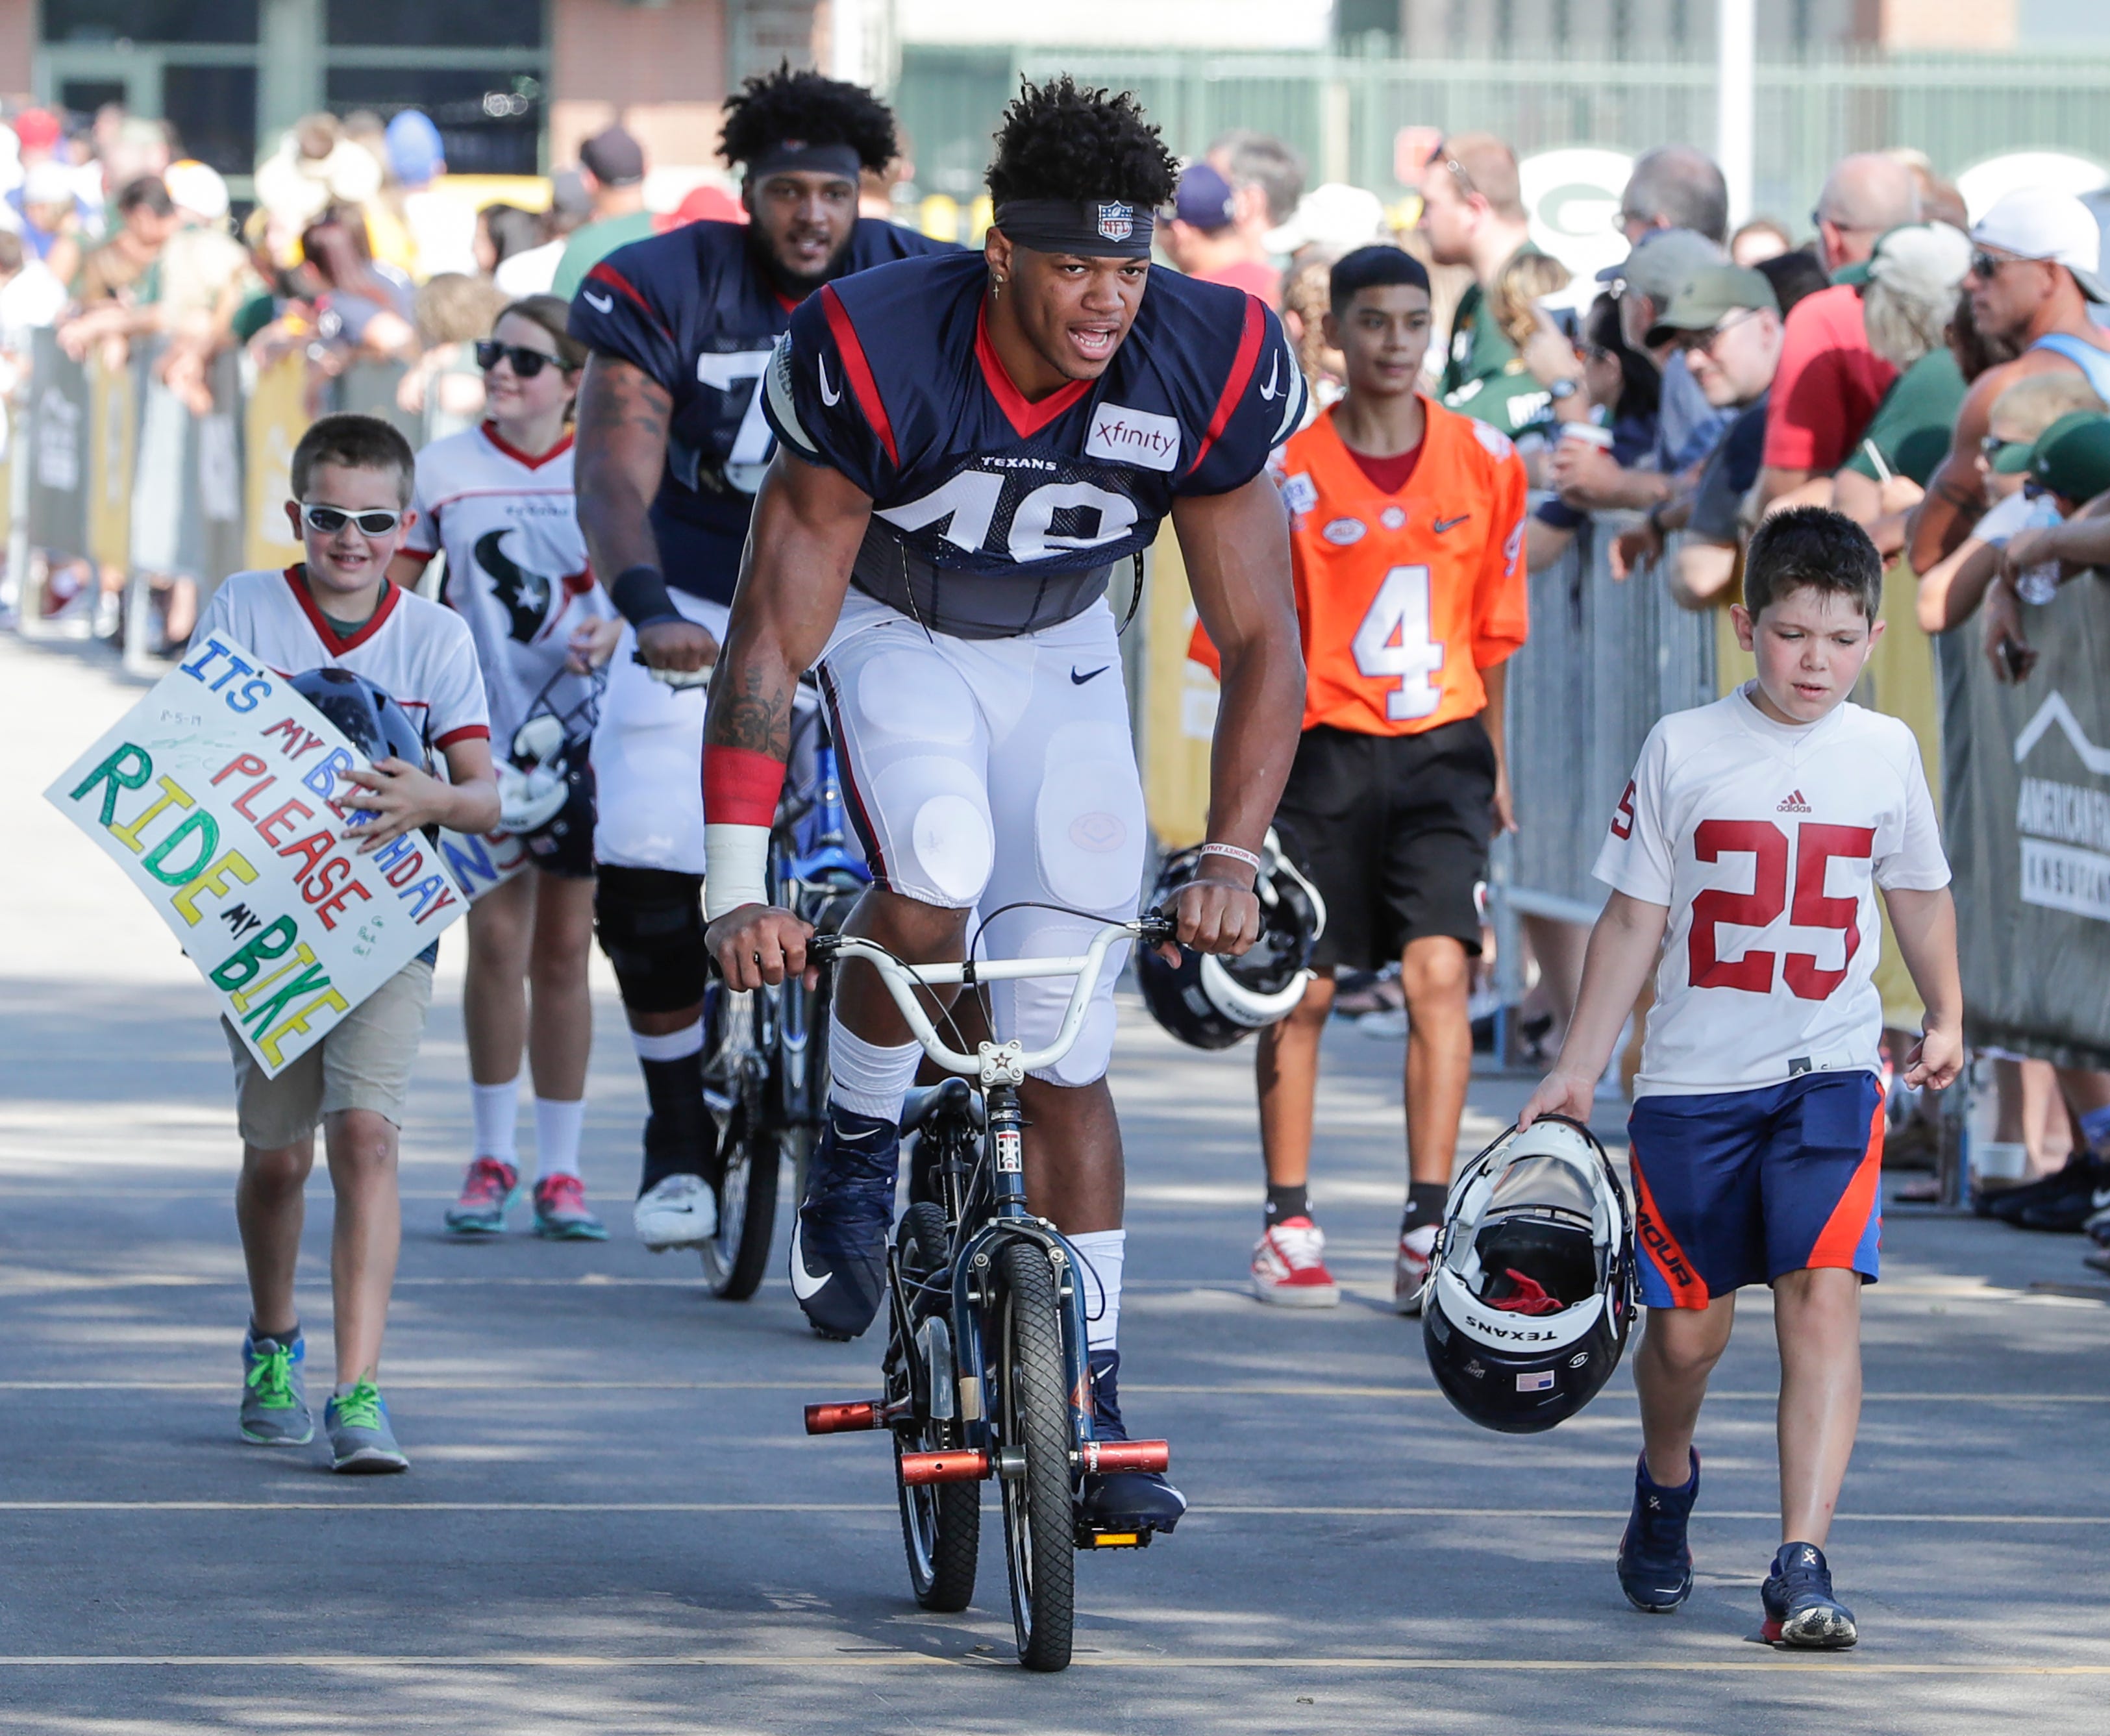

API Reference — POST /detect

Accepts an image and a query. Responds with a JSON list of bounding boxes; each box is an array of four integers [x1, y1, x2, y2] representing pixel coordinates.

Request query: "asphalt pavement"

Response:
[[3, 634, 2107, 1734]]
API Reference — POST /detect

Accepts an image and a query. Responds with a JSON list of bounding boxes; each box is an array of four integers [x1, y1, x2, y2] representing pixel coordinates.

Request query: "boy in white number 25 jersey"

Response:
[[1520, 506, 1962, 1650]]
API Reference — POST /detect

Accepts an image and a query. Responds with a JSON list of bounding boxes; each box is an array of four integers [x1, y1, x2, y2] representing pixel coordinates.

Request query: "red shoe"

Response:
[[444, 1156, 517, 1235], [1250, 1217, 1341, 1308]]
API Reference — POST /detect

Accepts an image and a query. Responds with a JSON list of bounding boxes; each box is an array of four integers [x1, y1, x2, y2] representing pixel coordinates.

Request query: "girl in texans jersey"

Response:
[[1193, 246, 1529, 1316], [1520, 508, 1962, 1649], [393, 296, 620, 1241]]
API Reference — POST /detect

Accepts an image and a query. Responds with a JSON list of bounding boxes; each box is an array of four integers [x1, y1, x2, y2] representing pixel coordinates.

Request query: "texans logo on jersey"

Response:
[[475, 529, 554, 645]]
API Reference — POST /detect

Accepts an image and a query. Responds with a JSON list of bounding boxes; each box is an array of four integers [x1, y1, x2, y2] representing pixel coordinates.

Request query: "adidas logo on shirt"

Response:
[[1777, 789, 1812, 812]]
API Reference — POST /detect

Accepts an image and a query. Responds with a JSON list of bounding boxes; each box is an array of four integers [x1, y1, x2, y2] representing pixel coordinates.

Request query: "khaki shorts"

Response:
[[223, 957, 434, 1149]]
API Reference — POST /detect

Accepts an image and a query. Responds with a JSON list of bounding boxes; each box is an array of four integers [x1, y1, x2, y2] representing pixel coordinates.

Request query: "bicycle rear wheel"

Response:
[[892, 1201, 978, 1611], [995, 1238, 1076, 1672], [698, 989, 780, 1300]]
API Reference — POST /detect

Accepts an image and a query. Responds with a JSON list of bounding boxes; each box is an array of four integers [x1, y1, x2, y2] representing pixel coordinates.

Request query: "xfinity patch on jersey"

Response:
[[45, 638, 470, 1077], [1086, 404, 1181, 472]]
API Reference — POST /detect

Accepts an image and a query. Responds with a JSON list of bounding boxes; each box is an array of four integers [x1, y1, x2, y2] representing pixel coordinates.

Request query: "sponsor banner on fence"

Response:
[[44, 636, 467, 1077], [1940, 576, 2110, 1069]]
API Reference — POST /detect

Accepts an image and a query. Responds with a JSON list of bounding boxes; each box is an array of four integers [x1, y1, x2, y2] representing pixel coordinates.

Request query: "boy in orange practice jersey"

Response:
[[1195, 246, 1528, 1311]]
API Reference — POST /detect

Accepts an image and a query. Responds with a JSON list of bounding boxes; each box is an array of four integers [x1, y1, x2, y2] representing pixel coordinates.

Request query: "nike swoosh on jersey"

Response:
[[789, 1221, 830, 1300], [817, 354, 842, 406], [1071, 665, 1111, 684], [1433, 514, 1471, 532], [582, 289, 614, 313], [1259, 351, 1281, 402]]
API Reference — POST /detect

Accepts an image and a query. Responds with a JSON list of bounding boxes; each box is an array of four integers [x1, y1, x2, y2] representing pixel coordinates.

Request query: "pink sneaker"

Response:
[[444, 1156, 518, 1235], [1250, 1217, 1341, 1308]]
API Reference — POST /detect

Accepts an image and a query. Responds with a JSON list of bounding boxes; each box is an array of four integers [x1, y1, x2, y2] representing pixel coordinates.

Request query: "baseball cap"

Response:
[[1645, 264, 1780, 346], [1971, 186, 2109, 304], [1262, 182, 1389, 256], [1174, 162, 1237, 232], [164, 158, 230, 223], [21, 160, 72, 208], [580, 126, 645, 188], [384, 109, 445, 188], [1843, 221, 1971, 301], [10, 108, 60, 155], [1598, 227, 1724, 303], [549, 167, 591, 217], [2026, 410, 2110, 503]]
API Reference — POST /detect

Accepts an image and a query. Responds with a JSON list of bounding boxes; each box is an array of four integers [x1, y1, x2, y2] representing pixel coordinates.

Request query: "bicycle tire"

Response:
[[698, 991, 780, 1301], [892, 1202, 978, 1611], [995, 1238, 1076, 1672]]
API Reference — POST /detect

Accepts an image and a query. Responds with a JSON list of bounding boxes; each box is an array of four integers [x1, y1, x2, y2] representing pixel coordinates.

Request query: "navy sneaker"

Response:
[[1075, 1348, 1186, 1535], [1617, 1448, 1698, 1612], [1761, 1541, 1857, 1648], [789, 1104, 899, 1339]]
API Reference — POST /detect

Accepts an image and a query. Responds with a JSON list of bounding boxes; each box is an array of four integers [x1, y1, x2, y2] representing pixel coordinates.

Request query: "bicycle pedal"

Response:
[[804, 1400, 881, 1434], [1074, 1522, 1154, 1550]]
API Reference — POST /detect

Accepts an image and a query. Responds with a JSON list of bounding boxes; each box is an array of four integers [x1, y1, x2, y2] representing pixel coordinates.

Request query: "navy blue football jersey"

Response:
[[569, 217, 951, 604], [763, 250, 1306, 637]]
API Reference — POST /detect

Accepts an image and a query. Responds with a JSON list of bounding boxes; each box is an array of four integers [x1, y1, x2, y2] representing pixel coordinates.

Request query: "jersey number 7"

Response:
[[1689, 819, 1876, 1000], [1351, 564, 1445, 721]]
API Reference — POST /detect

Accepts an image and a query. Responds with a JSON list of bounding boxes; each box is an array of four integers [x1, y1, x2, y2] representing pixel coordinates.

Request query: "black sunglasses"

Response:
[[1969, 249, 2027, 280], [475, 340, 568, 377], [301, 503, 403, 536]]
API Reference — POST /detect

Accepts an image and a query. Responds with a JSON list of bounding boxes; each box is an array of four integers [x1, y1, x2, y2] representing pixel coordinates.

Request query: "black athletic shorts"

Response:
[[1272, 718, 1495, 973]]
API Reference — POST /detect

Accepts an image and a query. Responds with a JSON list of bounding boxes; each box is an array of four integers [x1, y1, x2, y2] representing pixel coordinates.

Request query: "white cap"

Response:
[[1264, 182, 1390, 259], [165, 159, 230, 223], [1866, 222, 1973, 306], [21, 160, 72, 208], [1970, 186, 2108, 304]]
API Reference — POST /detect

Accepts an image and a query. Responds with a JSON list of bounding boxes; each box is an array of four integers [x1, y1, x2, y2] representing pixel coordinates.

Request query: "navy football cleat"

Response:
[[790, 1105, 899, 1340], [1075, 1348, 1186, 1535], [1617, 1448, 1699, 1612], [1761, 1541, 1858, 1648]]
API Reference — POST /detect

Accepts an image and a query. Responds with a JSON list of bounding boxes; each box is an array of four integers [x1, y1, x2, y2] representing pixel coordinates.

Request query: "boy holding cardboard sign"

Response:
[[192, 414, 499, 1471]]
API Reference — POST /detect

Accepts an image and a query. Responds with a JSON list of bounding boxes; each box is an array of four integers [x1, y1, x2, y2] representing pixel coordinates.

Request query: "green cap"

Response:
[[1989, 436, 2039, 475], [1645, 264, 1780, 347], [2028, 410, 2110, 503]]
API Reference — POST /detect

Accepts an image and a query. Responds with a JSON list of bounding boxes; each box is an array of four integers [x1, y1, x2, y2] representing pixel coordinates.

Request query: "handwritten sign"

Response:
[[44, 636, 467, 1077], [436, 824, 533, 901]]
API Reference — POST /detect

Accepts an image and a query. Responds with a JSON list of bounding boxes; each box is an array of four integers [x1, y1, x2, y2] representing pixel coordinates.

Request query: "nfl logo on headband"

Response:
[[1098, 203, 1134, 243]]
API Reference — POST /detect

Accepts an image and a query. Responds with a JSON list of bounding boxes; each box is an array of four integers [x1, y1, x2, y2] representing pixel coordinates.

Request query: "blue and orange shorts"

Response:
[[1626, 1071, 1885, 1310]]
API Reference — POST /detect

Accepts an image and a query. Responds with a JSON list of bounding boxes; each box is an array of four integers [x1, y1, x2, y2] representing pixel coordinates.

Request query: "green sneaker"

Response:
[[240, 1330, 314, 1446], [324, 1378, 409, 1473]]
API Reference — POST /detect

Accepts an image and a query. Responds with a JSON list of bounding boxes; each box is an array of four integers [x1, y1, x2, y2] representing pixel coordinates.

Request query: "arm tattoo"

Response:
[[704, 650, 795, 761], [576, 356, 672, 447]]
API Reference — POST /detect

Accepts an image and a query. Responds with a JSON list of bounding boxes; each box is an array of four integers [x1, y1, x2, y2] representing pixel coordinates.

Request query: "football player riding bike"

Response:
[[569, 68, 950, 1250], [700, 77, 1308, 1535]]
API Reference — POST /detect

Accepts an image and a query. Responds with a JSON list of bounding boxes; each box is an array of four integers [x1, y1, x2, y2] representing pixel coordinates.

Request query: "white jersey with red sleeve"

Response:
[[194, 566, 490, 752], [1593, 686, 1949, 1098], [399, 423, 604, 749]]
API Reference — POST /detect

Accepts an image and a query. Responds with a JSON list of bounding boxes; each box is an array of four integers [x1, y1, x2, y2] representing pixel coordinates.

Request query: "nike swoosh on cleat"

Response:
[[789, 1221, 831, 1301], [817, 354, 842, 406], [582, 290, 614, 313], [1071, 665, 1111, 684], [1433, 514, 1470, 532]]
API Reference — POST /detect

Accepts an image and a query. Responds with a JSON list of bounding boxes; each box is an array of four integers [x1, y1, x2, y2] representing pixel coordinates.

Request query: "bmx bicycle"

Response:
[[802, 914, 1177, 1672], [641, 655, 868, 1298]]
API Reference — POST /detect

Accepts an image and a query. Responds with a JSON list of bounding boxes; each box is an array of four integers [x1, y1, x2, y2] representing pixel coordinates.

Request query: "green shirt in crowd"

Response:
[[1442, 359, 1553, 436], [1839, 346, 1967, 488], [549, 210, 659, 302], [1436, 242, 1541, 400]]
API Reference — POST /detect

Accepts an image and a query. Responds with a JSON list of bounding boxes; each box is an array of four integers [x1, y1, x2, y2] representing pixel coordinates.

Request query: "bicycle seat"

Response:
[[901, 1077, 982, 1134]]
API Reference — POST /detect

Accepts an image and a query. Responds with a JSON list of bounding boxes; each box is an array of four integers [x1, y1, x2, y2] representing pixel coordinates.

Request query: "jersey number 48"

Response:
[[1352, 564, 1445, 721]]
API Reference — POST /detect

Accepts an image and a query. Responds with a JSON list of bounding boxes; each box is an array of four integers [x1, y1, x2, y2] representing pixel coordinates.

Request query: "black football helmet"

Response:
[[1422, 1115, 1637, 1434], [1135, 826, 1326, 1050], [288, 667, 428, 770]]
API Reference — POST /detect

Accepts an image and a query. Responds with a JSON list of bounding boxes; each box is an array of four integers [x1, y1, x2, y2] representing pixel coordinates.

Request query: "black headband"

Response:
[[747, 141, 865, 184], [993, 198, 1155, 259]]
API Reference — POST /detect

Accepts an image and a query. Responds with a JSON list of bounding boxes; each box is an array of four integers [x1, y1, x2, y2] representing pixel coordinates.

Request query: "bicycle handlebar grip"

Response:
[[805, 932, 842, 958], [1077, 1439, 1169, 1474], [899, 1448, 991, 1485], [1136, 912, 1178, 947]]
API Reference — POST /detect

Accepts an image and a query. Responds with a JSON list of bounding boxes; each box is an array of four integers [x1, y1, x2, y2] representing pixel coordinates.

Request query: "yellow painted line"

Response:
[[0, 1654, 2102, 1675]]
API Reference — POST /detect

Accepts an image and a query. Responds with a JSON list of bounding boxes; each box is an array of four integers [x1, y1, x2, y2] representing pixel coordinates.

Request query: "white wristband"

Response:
[[702, 823, 771, 920], [1198, 841, 1262, 874]]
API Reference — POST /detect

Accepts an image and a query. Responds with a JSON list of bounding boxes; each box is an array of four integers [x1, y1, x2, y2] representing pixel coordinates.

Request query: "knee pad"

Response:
[[1034, 721, 1146, 917], [995, 915, 1127, 1088], [593, 865, 706, 1014]]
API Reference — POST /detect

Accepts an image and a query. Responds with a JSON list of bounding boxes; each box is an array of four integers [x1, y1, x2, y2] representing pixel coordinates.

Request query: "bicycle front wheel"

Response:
[[698, 989, 780, 1300], [995, 1238, 1076, 1672], [893, 1202, 978, 1611]]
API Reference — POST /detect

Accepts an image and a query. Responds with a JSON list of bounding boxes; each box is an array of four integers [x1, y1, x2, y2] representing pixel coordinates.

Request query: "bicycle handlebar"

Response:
[[631, 651, 712, 690], [809, 915, 1175, 1080]]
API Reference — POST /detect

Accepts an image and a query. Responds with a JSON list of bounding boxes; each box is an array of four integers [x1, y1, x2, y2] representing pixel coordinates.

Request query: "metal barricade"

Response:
[[1489, 518, 1715, 1037], [22, 329, 90, 574]]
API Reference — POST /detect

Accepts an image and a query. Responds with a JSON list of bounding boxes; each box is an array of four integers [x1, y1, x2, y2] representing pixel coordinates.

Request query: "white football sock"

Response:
[[534, 1097, 586, 1182], [826, 1024, 922, 1124], [1070, 1228, 1126, 1352], [470, 1078, 519, 1165]]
